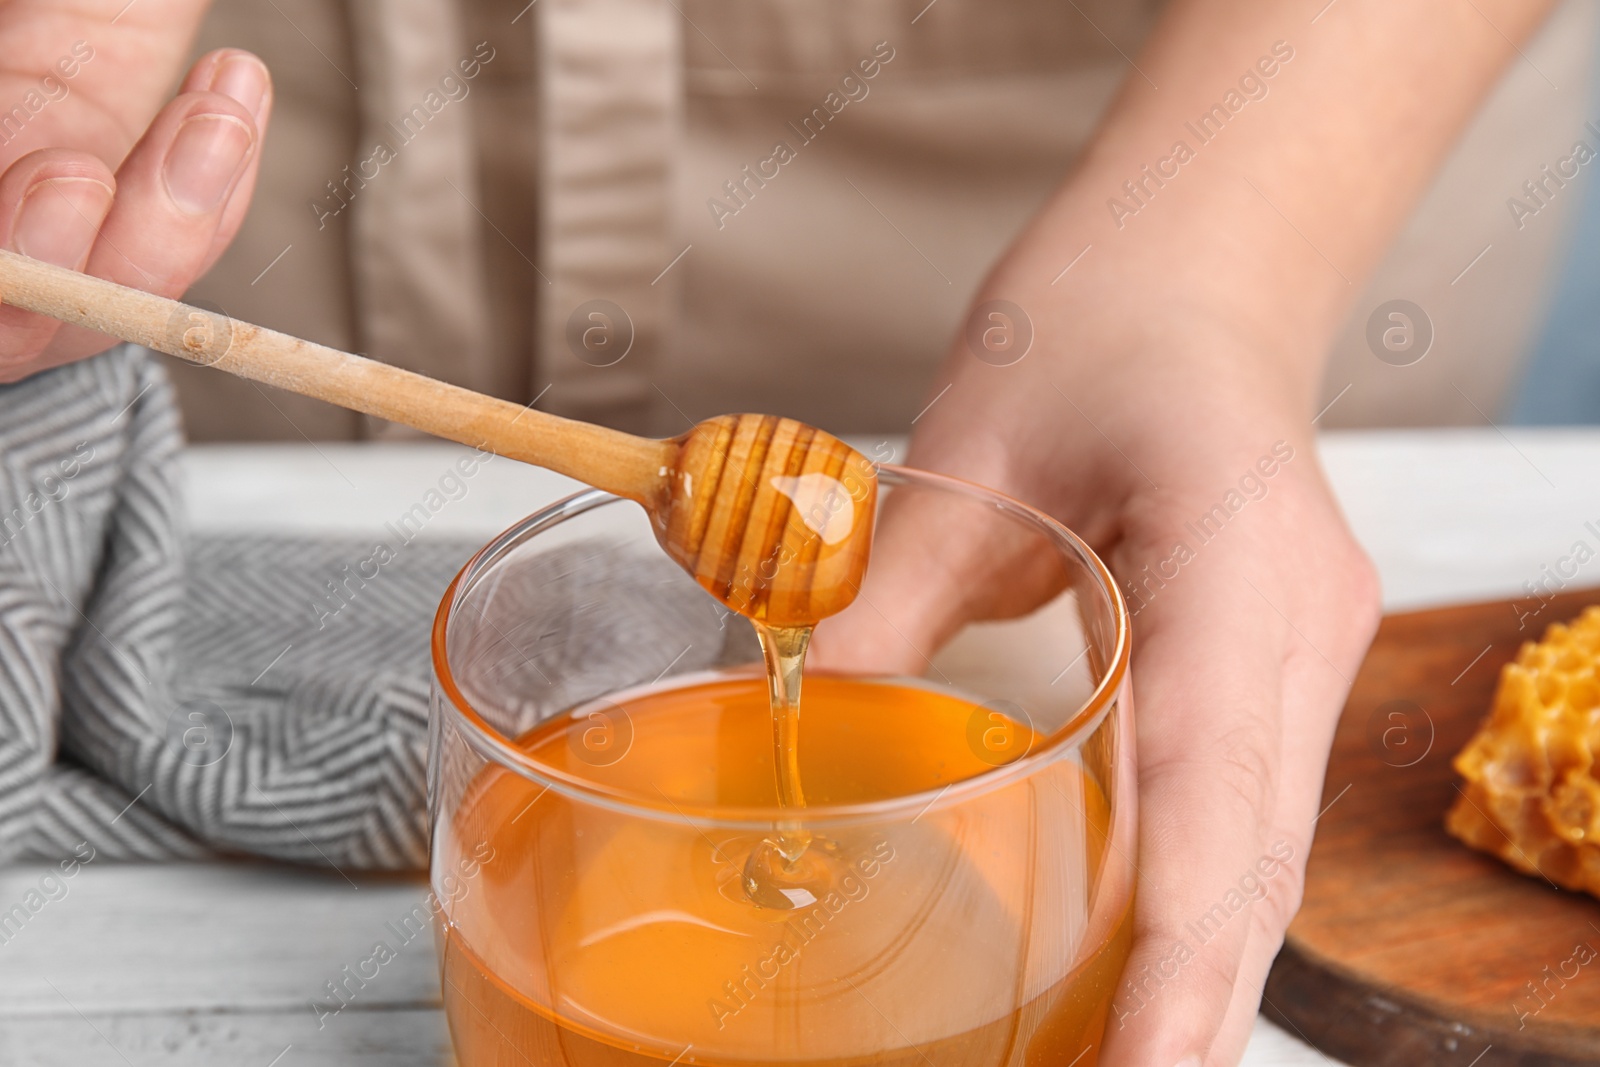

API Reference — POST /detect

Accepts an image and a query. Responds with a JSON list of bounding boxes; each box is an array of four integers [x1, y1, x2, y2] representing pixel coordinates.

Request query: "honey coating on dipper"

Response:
[[1446, 606, 1600, 898], [653, 413, 877, 628]]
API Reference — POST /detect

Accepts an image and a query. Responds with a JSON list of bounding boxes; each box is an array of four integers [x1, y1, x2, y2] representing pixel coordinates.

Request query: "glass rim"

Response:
[[431, 463, 1131, 827]]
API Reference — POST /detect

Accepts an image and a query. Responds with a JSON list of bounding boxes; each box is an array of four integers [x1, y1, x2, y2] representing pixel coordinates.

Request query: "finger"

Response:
[[1200, 655, 1335, 1065], [40, 88, 261, 366], [812, 371, 1132, 675], [809, 470, 1072, 675], [1207, 555, 1379, 1063], [1101, 516, 1376, 1066], [178, 49, 274, 273], [1097, 549, 1288, 1067], [1208, 886, 1303, 1065], [0, 149, 116, 381]]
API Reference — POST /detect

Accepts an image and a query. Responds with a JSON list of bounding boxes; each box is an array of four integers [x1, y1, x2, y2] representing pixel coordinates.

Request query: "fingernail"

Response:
[[11, 177, 114, 267], [209, 54, 269, 122], [163, 113, 253, 215]]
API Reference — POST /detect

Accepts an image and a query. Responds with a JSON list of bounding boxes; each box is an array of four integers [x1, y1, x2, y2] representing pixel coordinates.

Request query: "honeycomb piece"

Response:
[[1446, 605, 1600, 898]]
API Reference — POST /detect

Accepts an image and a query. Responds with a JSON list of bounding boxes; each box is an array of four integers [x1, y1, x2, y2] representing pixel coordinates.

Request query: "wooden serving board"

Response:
[[1264, 587, 1600, 1065]]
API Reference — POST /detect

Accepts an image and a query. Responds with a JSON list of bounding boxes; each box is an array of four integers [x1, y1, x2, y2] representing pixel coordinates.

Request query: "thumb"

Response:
[[809, 466, 1070, 675]]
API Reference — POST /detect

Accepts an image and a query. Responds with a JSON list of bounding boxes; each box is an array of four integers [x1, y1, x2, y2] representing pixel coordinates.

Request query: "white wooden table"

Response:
[[5, 428, 1595, 1066]]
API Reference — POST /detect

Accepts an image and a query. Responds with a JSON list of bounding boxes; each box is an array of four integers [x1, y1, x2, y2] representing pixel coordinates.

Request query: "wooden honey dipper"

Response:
[[0, 249, 876, 628]]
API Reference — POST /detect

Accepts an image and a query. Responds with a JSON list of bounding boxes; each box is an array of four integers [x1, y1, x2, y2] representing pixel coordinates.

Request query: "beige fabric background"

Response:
[[178, 0, 1595, 440]]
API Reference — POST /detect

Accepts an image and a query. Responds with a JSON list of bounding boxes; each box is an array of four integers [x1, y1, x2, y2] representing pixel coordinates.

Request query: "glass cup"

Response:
[[429, 465, 1135, 1066]]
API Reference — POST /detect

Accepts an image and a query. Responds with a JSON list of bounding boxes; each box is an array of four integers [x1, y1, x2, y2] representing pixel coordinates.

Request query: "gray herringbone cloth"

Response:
[[0, 346, 503, 869]]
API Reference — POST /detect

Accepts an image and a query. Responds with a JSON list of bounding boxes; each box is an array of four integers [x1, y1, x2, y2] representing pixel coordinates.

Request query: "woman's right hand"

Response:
[[0, 1, 271, 381]]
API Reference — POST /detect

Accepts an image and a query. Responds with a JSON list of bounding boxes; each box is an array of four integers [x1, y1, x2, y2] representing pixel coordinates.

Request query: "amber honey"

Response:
[[436, 673, 1132, 1067]]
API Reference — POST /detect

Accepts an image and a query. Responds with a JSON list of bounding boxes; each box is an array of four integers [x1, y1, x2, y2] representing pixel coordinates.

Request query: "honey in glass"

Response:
[[430, 467, 1135, 1067]]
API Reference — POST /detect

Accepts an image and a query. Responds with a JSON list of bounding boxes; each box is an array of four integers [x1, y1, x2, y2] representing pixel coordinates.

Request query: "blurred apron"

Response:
[[180, 0, 1597, 440]]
